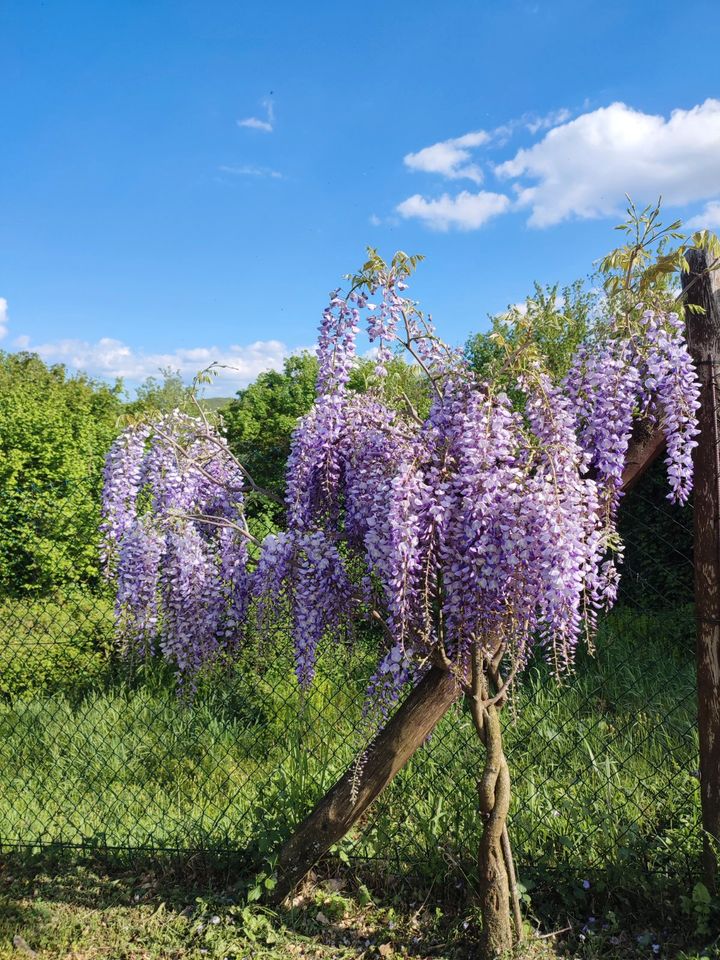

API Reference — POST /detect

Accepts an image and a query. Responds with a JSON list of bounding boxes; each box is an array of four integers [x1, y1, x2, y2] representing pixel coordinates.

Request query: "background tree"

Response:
[[126, 367, 196, 416], [466, 279, 596, 391], [0, 352, 123, 594], [222, 352, 428, 520], [221, 354, 318, 516]]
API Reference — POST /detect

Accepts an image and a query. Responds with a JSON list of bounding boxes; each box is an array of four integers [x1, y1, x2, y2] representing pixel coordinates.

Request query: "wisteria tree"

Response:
[[102, 205, 713, 957]]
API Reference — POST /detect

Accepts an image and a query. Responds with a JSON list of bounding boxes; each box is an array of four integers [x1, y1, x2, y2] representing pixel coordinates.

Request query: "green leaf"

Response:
[[693, 882, 711, 904]]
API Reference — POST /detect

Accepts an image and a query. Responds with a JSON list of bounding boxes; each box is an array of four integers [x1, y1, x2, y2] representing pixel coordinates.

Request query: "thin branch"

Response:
[[399, 389, 424, 426], [189, 429, 287, 507], [370, 607, 395, 645], [484, 659, 520, 710], [188, 374, 213, 433], [399, 310, 443, 400], [172, 511, 261, 547], [154, 427, 244, 497], [155, 426, 285, 508]]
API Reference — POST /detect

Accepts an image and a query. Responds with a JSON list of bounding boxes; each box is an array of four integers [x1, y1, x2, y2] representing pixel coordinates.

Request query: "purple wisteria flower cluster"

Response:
[[101, 262, 700, 708], [253, 270, 701, 707], [101, 411, 249, 685], [565, 309, 700, 606]]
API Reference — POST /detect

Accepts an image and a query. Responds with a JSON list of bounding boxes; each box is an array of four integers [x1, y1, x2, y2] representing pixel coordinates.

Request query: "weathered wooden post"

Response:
[[683, 248, 720, 889]]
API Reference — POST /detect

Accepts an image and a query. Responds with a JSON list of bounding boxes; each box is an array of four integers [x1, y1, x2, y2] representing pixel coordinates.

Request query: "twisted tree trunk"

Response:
[[475, 703, 513, 954], [468, 649, 519, 957]]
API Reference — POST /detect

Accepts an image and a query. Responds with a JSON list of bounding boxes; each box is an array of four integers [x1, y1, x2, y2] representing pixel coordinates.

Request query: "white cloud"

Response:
[[219, 164, 283, 179], [685, 200, 720, 230], [238, 97, 275, 133], [396, 190, 511, 231], [403, 130, 490, 184], [496, 99, 720, 227], [25, 336, 292, 394], [13, 334, 30, 349], [369, 213, 382, 226], [525, 107, 571, 134], [402, 111, 573, 184], [0, 298, 7, 339]]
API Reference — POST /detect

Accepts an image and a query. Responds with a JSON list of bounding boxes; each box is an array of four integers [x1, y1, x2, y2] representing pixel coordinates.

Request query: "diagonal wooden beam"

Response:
[[269, 429, 667, 904]]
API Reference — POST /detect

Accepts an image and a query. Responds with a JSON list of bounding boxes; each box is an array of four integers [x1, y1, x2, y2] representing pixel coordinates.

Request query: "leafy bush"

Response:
[[0, 352, 122, 594]]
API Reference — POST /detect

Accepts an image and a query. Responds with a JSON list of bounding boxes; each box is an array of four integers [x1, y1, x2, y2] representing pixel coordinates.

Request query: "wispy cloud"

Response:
[[21, 335, 293, 394], [0, 298, 7, 339], [403, 131, 489, 184], [219, 164, 283, 180], [396, 190, 510, 231], [238, 97, 275, 133], [496, 98, 720, 227], [401, 110, 573, 186], [524, 107, 571, 135], [685, 200, 720, 230]]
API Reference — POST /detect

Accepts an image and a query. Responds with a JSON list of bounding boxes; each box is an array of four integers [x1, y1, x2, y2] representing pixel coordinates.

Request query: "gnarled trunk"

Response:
[[476, 703, 513, 956], [468, 649, 519, 957]]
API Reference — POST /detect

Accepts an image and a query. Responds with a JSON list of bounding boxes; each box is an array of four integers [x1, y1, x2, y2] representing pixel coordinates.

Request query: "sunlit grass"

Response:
[[0, 601, 701, 916]]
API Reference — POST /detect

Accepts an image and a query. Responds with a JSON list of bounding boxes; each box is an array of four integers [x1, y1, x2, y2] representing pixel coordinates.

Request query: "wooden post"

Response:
[[269, 665, 459, 904], [269, 433, 667, 903], [683, 248, 720, 889]]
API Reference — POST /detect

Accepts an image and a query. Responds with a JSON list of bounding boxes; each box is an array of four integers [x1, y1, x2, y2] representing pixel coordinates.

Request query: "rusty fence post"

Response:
[[683, 248, 720, 889]]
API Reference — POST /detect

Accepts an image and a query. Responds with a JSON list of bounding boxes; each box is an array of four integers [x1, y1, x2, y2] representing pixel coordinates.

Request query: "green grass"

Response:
[[0, 855, 718, 959], [0, 597, 711, 951]]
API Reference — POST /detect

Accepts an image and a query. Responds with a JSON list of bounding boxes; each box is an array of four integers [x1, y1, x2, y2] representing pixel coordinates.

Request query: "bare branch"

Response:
[[171, 511, 261, 547], [154, 425, 285, 509]]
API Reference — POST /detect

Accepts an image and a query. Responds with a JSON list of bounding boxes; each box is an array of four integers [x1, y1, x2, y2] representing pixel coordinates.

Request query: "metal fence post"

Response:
[[683, 248, 720, 889]]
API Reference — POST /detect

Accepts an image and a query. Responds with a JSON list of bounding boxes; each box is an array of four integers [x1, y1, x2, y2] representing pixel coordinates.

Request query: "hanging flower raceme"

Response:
[[100, 421, 152, 571], [315, 289, 361, 395], [101, 411, 249, 685], [566, 310, 700, 515], [114, 515, 164, 657], [254, 260, 702, 721], [565, 339, 640, 525], [636, 310, 701, 503], [250, 530, 353, 686]]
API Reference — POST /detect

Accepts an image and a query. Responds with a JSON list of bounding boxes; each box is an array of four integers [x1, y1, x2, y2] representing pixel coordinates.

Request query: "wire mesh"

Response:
[[0, 463, 701, 893]]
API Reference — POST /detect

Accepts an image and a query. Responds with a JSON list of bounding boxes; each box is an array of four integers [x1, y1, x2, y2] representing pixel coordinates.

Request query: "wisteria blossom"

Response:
[[101, 411, 249, 683], [253, 258, 700, 711], [101, 256, 700, 709]]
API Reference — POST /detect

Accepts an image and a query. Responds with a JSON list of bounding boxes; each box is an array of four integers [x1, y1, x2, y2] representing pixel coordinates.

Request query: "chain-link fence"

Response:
[[0, 463, 701, 897]]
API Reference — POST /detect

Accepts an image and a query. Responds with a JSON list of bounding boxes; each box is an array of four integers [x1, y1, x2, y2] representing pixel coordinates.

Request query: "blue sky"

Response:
[[2, 0, 720, 395]]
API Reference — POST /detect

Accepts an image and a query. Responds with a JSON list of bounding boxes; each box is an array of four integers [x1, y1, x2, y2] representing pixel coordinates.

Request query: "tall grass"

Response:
[[0, 599, 700, 909]]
